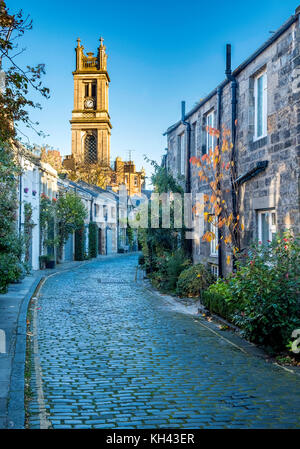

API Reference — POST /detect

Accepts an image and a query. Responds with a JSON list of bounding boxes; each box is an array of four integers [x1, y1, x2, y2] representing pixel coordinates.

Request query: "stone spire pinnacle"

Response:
[[98, 36, 107, 71]]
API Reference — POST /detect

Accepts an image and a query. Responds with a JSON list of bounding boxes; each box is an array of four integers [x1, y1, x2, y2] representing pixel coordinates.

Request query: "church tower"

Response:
[[70, 37, 112, 166]]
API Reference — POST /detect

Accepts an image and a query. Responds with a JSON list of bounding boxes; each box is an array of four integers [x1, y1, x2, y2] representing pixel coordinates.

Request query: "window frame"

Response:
[[210, 264, 219, 278], [209, 215, 218, 257], [206, 111, 214, 155], [257, 209, 276, 245], [254, 70, 267, 141]]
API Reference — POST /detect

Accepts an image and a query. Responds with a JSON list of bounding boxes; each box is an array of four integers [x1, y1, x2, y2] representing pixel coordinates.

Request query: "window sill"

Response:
[[253, 134, 267, 143], [249, 135, 268, 151]]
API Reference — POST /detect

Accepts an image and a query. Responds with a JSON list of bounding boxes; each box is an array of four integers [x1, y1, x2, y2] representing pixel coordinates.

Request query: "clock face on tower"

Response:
[[84, 98, 94, 109]]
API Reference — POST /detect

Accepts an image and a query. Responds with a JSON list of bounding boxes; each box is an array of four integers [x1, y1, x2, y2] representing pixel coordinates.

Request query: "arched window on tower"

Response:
[[84, 133, 97, 164]]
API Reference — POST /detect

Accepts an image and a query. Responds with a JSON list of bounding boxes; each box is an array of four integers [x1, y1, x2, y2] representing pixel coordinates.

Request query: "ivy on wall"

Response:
[[88, 222, 98, 258], [0, 142, 24, 293], [23, 202, 35, 265], [75, 227, 85, 261]]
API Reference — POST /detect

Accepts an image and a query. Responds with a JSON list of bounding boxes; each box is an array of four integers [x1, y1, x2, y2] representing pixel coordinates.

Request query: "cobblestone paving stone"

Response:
[[27, 254, 300, 429]]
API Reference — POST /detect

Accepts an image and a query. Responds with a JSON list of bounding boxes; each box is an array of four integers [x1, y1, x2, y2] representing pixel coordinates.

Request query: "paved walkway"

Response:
[[26, 254, 300, 429], [0, 271, 43, 429], [0, 258, 102, 429]]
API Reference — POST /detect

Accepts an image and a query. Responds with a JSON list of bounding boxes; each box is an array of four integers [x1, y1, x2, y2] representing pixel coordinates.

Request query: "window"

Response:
[[206, 111, 214, 154], [111, 207, 115, 218], [209, 215, 218, 256], [84, 133, 97, 164], [211, 264, 219, 278], [258, 210, 276, 245], [91, 83, 96, 98], [84, 83, 89, 97], [254, 70, 267, 140], [103, 205, 108, 220], [134, 176, 138, 186]]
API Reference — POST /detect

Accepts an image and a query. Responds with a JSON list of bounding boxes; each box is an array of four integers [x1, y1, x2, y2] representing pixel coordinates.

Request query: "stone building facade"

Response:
[[164, 6, 300, 276]]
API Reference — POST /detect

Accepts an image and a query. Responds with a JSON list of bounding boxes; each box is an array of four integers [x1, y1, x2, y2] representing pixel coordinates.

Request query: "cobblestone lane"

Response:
[[27, 254, 300, 429]]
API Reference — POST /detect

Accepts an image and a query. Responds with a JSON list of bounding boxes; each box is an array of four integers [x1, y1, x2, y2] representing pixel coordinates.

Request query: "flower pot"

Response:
[[45, 260, 55, 269]]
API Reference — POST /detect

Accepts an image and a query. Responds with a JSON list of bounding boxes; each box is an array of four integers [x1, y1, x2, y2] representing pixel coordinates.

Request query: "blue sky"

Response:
[[8, 0, 299, 185]]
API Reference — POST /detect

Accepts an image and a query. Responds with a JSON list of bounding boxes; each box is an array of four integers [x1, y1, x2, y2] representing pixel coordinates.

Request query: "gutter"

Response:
[[225, 44, 238, 221], [235, 161, 269, 186], [225, 44, 240, 265], [217, 86, 223, 278], [181, 101, 191, 193], [181, 101, 193, 258]]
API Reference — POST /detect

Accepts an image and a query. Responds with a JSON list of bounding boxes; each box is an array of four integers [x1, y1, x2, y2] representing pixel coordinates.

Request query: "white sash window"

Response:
[[254, 70, 267, 140]]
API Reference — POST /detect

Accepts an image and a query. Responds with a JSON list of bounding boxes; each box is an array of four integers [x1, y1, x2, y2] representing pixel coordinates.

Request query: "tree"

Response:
[[67, 162, 112, 189], [0, 1, 49, 143], [139, 157, 189, 273], [190, 124, 243, 267], [0, 2, 49, 285], [56, 191, 87, 260], [0, 140, 23, 292]]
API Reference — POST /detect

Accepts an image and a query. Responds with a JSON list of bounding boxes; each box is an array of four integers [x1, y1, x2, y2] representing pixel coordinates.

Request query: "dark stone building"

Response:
[[164, 6, 300, 276]]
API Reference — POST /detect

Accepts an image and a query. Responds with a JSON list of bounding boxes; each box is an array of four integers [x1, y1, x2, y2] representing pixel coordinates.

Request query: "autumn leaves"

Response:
[[190, 124, 242, 264]]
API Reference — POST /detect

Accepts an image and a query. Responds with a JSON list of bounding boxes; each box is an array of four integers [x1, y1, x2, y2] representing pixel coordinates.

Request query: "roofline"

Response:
[[163, 12, 298, 136], [57, 178, 98, 197]]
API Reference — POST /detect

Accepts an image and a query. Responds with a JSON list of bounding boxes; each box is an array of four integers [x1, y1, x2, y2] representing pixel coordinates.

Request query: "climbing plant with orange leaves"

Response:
[[190, 123, 243, 266]]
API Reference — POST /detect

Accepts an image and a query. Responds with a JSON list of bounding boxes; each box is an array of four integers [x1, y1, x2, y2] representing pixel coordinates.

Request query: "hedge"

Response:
[[75, 227, 85, 261], [88, 222, 98, 258]]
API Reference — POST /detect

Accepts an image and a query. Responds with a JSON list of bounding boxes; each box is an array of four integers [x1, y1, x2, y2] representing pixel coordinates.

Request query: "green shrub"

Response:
[[176, 263, 214, 297], [0, 143, 25, 293], [138, 254, 145, 266], [0, 253, 24, 293], [88, 222, 98, 258], [231, 232, 300, 351], [165, 249, 191, 291], [150, 249, 190, 293], [202, 279, 235, 321], [75, 227, 85, 261]]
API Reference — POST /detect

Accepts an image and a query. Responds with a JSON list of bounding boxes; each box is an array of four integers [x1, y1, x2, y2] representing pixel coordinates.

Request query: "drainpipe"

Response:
[[217, 86, 223, 278], [225, 44, 239, 262], [181, 101, 192, 257], [181, 101, 191, 193]]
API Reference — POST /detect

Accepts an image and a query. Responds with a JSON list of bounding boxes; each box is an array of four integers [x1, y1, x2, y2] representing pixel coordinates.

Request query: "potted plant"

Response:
[[45, 257, 55, 269], [39, 255, 55, 269]]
